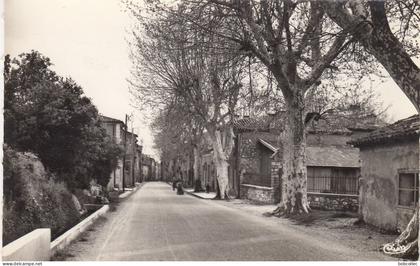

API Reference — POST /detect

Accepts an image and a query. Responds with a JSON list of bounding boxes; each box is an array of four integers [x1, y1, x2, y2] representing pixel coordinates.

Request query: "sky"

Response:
[[5, 0, 418, 160], [5, 0, 159, 159]]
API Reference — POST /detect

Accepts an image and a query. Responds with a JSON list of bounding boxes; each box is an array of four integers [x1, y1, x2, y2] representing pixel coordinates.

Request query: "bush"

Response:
[[3, 146, 81, 246], [4, 51, 122, 190]]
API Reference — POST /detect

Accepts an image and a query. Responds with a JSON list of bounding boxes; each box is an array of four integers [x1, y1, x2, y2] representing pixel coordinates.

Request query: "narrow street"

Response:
[[64, 182, 390, 261]]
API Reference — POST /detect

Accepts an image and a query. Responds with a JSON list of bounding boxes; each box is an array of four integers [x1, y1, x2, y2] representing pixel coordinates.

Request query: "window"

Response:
[[307, 167, 359, 195], [398, 170, 419, 207]]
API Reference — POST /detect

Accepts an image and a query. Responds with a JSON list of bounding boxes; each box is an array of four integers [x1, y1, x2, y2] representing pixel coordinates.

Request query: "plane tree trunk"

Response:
[[273, 88, 310, 216], [193, 144, 202, 192], [207, 125, 234, 200]]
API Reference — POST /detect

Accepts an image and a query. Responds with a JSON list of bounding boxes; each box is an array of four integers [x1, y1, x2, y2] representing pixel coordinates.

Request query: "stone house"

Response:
[[99, 115, 142, 190], [99, 115, 125, 191], [142, 154, 157, 181], [349, 115, 419, 231], [136, 144, 143, 183], [228, 111, 382, 209], [124, 131, 140, 187]]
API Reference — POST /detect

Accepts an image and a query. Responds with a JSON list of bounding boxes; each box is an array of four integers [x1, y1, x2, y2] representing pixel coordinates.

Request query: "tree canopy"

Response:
[[4, 51, 122, 189]]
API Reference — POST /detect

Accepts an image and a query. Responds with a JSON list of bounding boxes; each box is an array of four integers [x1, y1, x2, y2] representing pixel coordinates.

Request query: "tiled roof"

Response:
[[350, 115, 419, 146], [233, 110, 384, 134], [258, 138, 278, 152], [99, 115, 124, 124], [306, 146, 360, 168], [259, 133, 280, 147], [232, 116, 273, 132], [257, 136, 360, 168], [306, 112, 385, 134]]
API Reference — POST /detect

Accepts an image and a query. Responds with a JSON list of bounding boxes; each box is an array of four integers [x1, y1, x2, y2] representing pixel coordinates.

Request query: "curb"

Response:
[[184, 190, 216, 200], [185, 190, 204, 200], [118, 183, 143, 199], [166, 182, 214, 200], [50, 204, 109, 256]]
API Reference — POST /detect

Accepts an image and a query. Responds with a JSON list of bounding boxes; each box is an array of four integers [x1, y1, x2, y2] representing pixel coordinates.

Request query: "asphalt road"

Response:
[[66, 182, 389, 261]]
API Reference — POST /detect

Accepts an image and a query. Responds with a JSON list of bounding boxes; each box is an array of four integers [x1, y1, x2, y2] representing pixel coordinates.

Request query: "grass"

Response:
[[51, 249, 75, 261]]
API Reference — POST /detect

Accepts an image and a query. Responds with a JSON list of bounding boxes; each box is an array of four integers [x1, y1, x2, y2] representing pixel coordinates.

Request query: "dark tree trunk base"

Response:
[[212, 192, 230, 200], [267, 200, 312, 218], [382, 208, 418, 260]]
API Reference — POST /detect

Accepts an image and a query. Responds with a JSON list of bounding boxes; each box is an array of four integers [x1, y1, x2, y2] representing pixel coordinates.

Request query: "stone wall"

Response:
[[240, 184, 274, 204], [308, 193, 358, 212], [271, 161, 282, 203]]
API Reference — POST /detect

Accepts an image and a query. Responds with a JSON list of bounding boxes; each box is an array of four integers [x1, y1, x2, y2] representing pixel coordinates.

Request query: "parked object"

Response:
[[176, 182, 184, 195]]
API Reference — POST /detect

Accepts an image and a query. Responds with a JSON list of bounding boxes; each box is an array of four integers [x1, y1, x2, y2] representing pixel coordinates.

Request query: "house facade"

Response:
[[124, 131, 140, 187], [235, 129, 361, 209], [142, 154, 158, 181], [350, 115, 419, 231], [99, 115, 142, 191], [227, 111, 382, 210], [99, 115, 125, 191]]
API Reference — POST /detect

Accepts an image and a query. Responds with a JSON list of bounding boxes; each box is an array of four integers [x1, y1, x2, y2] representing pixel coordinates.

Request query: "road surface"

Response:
[[64, 182, 390, 261]]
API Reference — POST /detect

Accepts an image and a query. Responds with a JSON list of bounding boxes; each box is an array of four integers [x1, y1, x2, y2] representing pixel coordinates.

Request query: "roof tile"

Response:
[[350, 115, 419, 146]]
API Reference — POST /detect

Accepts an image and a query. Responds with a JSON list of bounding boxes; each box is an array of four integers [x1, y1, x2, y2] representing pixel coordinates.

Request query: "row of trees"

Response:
[[4, 51, 122, 190], [128, 0, 418, 201], [128, 0, 419, 258]]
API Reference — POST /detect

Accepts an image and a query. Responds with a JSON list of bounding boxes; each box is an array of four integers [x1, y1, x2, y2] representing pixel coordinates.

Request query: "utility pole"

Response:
[[122, 114, 128, 192], [139, 140, 143, 183], [131, 120, 135, 186]]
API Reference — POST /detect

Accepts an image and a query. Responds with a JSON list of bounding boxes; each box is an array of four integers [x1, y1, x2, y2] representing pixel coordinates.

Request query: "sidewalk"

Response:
[[184, 188, 216, 199]]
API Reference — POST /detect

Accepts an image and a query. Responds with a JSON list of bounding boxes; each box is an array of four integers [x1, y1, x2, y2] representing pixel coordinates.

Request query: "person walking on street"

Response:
[[176, 180, 184, 195], [172, 179, 177, 191]]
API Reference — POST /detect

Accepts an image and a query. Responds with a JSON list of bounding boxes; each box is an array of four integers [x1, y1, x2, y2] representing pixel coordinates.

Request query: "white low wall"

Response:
[[50, 204, 109, 255], [3, 229, 51, 261]]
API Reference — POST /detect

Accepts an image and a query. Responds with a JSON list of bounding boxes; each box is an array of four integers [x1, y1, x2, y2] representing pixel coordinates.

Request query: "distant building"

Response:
[[142, 154, 157, 181], [124, 130, 139, 187], [99, 115, 125, 191], [99, 115, 142, 190], [135, 144, 143, 183], [232, 115, 363, 208], [193, 109, 383, 209], [350, 115, 419, 231]]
